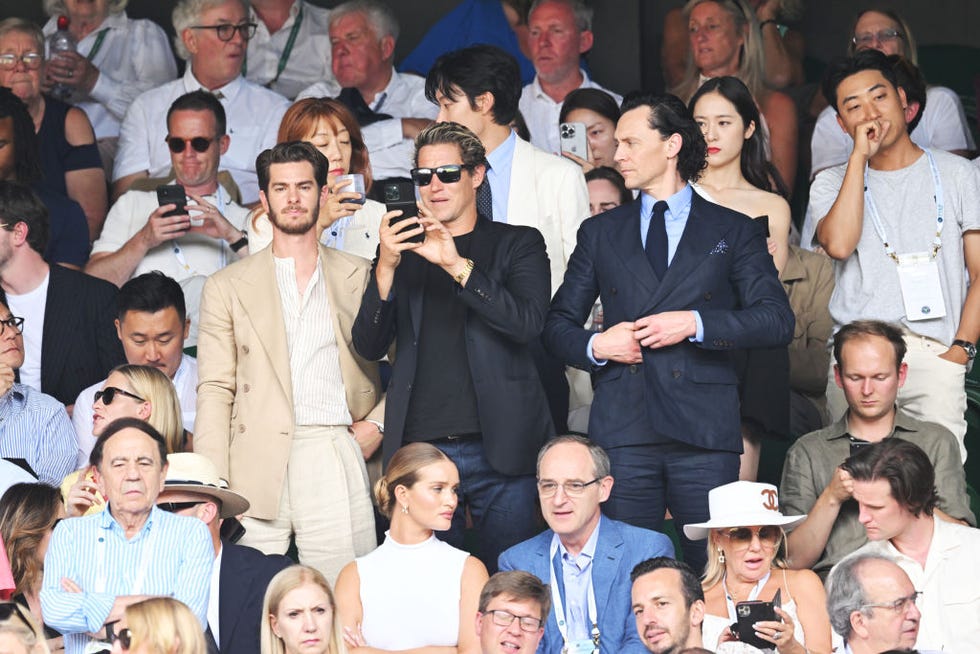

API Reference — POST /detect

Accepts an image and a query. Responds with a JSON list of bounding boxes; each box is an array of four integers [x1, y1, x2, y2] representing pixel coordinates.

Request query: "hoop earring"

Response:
[[717, 548, 726, 564]]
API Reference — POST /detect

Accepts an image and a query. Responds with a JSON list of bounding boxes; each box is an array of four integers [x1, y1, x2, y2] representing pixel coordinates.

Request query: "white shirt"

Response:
[[71, 354, 199, 468], [246, 0, 338, 100], [208, 543, 223, 647], [6, 272, 50, 392], [519, 70, 622, 155], [42, 12, 178, 140], [849, 516, 980, 652], [809, 86, 975, 180], [114, 68, 290, 203], [298, 70, 437, 180]]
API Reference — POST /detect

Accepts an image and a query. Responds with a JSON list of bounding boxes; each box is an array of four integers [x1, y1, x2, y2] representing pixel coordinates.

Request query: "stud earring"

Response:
[[401, 504, 408, 514]]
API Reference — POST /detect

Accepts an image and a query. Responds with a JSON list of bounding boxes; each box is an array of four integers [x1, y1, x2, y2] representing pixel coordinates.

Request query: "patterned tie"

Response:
[[645, 200, 669, 278], [476, 176, 494, 220]]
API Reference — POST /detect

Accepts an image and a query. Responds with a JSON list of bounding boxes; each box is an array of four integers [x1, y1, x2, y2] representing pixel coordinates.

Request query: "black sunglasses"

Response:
[[410, 164, 470, 186], [0, 602, 32, 626], [158, 501, 206, 513], [114, 627, 133, 650], [94, 386, 146, 406], [165, 136, 216, 154]]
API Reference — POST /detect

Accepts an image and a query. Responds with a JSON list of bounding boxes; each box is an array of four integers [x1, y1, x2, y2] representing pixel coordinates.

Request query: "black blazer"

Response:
[[544, 192, 795, 452], [213, 541, 292, 654], [1, 264, 125, 406], [352, 216, 555, 476]]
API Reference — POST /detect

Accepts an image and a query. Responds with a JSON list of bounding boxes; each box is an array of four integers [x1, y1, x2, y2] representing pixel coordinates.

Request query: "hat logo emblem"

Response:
[[761, 489, 778, 511]]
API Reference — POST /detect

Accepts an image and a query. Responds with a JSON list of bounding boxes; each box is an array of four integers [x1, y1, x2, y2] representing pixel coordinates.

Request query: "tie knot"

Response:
[[652, 200, 668, 217]]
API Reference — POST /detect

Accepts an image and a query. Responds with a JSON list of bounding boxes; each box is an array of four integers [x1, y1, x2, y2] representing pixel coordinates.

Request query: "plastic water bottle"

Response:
[[47, 15, 76, 102]]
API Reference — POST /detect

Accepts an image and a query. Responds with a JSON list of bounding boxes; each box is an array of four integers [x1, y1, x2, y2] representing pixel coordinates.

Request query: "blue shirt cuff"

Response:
[[689, 311, 704, 343], [587, 332, 608, 367]]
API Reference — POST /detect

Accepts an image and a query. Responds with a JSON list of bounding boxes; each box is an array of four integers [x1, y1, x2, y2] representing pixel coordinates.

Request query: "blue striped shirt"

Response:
[[40, 505, 213, 654], [0, 383, 76, 485]]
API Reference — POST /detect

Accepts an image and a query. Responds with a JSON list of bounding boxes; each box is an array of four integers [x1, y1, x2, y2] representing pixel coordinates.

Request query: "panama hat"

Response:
[[163, 453, 250, 519], [683, 481, 806, 541]]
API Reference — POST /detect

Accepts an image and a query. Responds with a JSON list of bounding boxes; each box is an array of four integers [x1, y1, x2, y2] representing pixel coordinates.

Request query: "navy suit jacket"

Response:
[[213, 541, 292, 654], [352, 216, 555, 476], [498, 517, 674, 654], [544, 192, 794, 452]]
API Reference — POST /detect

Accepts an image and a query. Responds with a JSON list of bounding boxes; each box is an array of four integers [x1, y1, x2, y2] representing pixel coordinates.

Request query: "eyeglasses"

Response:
[[165, 136, 216, 154], [484, 609, 542, 632], [158, 501, 207, 513], [852, 29, 904, 48], [0, 315, 24, 336], [862, 591, 921, 613], [191, 22, 258, 42], [114, 627, 133, 650], [720, 526, 781, 550], [94, 386, 146, 406], [410, 164, 471, 186], [537, 478, 602, 497], [0, 53, 43, 70]]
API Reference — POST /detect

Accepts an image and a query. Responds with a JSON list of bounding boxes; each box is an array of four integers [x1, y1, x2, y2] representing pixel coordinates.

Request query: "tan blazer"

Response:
[[194, 245, 383, 519]]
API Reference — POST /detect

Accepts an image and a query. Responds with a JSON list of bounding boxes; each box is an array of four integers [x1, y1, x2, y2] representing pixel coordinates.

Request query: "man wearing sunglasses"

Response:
[[113, 0, 289, 205], [87, 92, 250, 346], [352, 121, 553, 571], [841, 439, 980, 650], [0, 297, 76, 486]]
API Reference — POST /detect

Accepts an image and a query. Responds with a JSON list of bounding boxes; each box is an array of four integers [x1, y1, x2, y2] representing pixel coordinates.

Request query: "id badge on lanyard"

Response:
[[895, 252, 947, 321], [550, 536, 600, 654]]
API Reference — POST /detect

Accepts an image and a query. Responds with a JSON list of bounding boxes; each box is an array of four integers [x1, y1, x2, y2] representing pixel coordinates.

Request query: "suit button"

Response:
[[242, 345, 249, 354], [611, 287, 618, 295], [407, 384, 412, 392], [238, 424, 246, 433], [672, 369, 682, 378], [243, 384, 250, 393], [703, 292, 712, 301], [629, 364, 638, 374]]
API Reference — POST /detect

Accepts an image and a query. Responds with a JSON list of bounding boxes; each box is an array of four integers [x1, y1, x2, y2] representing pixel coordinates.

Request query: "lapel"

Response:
[[40, 265, 75, 384], [229, 248, 292, 403], [218, 543, 252, 650], [590, 518, 624, 619], [320, 246, 362, 386], [505, 138, 537, 228], [608, 200, 658, 306]]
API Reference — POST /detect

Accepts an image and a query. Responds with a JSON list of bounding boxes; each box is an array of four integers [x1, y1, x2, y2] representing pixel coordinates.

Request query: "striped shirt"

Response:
[[0, 383, 76, 484], [40, 505, 213, 654]]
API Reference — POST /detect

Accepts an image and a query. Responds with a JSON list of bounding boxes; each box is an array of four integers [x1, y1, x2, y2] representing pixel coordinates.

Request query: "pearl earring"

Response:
[[401, 504, 408, 514]]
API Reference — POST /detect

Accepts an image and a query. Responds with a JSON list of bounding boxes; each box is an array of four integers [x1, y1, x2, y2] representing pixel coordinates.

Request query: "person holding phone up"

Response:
[[684, 481, 831, 654]]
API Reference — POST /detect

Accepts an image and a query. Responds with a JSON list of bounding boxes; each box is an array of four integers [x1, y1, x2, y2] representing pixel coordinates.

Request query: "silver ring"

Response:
[[67, 69, 74, 78]]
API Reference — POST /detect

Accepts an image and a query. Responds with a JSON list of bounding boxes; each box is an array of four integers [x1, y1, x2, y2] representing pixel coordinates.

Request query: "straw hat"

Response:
[[683, 481, 806, 541], [163, 453, 250, 519]]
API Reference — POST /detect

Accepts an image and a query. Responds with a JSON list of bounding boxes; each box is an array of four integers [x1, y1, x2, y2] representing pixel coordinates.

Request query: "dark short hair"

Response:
[[842, 438, 938, 517], [166, 90, 227, 136], [256, 141, 329, 196], [630, 557, 704, 608], [478, 571, 552, 622], [620, 93, 707, 182], [832, 320, 906, 371], [0, 87, 42, 184], [413, 122, 487, 169], [887, 55, 926, 133], [117, 272, 187, 324], [425, 45, 522, 127], [559, 88, 621, 126], [822, 49, 901, 116], [584, 166, 632, 205], [0, 181, 49, 255], [90, 417, 169, 470]]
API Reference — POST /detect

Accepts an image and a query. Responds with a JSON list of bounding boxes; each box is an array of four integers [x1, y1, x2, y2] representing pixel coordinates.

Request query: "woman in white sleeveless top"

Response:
[[335, 443, 489, 653]]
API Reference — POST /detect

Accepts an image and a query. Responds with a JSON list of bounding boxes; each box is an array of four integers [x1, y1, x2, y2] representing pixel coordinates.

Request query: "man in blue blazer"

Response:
[[498, 436, 674, 654], [543, 94, 794, 570], [159, 453, 292, 654]]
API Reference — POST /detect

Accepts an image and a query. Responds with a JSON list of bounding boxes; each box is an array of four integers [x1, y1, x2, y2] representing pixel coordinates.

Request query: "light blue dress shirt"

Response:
[[555, 515, 603, 641], [0, 383, 76, 485], [485, 130, 517, 222]]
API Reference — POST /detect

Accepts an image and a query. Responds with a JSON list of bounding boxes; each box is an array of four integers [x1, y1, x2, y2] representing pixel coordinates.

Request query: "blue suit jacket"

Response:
[[497, 517, 674, 654], [543, 192, 794, 452]]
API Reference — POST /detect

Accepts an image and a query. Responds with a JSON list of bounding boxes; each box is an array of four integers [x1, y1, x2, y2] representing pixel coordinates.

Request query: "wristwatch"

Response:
[[229, 233, 249, 253], [952, 339, 977, 360]]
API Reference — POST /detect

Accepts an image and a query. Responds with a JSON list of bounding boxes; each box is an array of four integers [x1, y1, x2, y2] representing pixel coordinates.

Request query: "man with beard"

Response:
[[630, 558, 705, 654], [195, 141, 383, 584]]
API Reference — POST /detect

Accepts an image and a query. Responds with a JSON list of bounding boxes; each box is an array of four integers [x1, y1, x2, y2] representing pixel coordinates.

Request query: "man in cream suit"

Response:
[[195, 141, 382, 584], [425, 44, 590, 430]]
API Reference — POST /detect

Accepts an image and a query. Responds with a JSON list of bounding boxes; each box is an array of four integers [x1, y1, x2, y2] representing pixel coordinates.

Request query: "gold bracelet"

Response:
[[453, 258, 474, 284]]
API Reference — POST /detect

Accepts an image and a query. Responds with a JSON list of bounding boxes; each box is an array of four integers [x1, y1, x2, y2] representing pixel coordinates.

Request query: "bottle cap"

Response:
[[57, 15, 70, 30]]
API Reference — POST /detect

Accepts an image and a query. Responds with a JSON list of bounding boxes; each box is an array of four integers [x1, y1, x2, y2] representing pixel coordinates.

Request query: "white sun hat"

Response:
[[683, 481, 806, 541], [163, 453, 250, 519]]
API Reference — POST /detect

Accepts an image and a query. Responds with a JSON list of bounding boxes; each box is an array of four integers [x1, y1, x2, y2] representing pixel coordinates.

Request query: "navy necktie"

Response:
[[476, 174, 493, 220], [645, 200, 669, 278]]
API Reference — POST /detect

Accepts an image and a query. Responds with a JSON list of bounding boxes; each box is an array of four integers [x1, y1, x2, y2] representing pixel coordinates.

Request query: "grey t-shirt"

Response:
[[809, 149, 980, 345]]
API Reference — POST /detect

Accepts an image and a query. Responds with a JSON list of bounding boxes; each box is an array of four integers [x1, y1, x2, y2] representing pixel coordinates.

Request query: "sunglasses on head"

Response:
[[94, 386, 146, 406], [410, 164, 471, 186], [165, 136, 216, 154]]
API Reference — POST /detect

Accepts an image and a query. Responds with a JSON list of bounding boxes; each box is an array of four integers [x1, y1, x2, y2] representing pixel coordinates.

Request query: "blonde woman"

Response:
[[111, 597, 206, 654], [262, 566, 346, 654]]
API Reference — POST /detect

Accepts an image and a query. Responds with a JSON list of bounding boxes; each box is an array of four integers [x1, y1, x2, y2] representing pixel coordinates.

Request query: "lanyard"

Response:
[[86, 27, 110, 62], [864, 148, 945, 263], [722, 571, 771, 622], [172, 186, 229, 274], [95, 512, 158, 595], [549, 535, 600, 652], [243, 6, 303, 87]]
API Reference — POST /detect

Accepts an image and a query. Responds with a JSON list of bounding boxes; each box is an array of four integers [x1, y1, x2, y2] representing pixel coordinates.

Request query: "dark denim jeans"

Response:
[[431, 437, 541, 573]]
